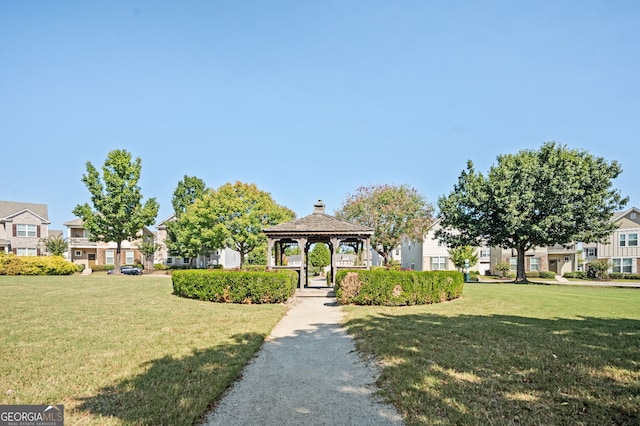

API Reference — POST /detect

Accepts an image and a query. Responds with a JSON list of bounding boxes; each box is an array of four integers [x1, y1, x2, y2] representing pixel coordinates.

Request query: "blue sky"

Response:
[[2, 1, 638, 233]]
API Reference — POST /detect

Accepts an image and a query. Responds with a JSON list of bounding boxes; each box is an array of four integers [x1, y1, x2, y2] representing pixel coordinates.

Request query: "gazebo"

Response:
[[264, 200, 374, 288]]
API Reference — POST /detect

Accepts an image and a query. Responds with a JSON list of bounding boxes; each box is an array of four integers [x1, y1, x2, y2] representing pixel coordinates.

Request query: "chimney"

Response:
[[313, 200, 325, 214]]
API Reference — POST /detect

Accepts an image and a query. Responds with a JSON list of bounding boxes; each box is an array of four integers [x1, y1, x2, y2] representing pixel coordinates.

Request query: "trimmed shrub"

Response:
[[0, 254, 78, 275], [92, 264, 115, 272], [623, 274, 640, 280], [564, 271, 587, 279], [172, 269, 298, 304], [334, 269, 464, 306], [240, 265, 268, 272], [538, 271, 556, 279], [153, 263, 167, 270], [608, 272, 624, 280]]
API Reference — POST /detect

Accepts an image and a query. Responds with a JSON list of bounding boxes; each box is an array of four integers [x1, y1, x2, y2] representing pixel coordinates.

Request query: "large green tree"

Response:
[[172, 181, 295, 268], [171, 175, 206, 217], [73, 149, 159, 273], [165, 175, 207, 262], [437, 142, 628, 283], [336, 184, 434, 265]]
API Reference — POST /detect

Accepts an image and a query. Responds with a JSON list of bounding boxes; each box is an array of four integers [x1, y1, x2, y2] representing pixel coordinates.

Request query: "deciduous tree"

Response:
[[172, 181, 295, 268], [39, 234, 68, 256], [73, 149, 159, 273], [308, 243, 330, 273], [448, 246, 479, 272], [336, 184, 434, 265], [437, 142, 627, 283]]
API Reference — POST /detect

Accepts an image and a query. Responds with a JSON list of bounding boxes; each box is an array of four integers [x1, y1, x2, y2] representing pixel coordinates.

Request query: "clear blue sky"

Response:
[[2, 1, 638, 233]]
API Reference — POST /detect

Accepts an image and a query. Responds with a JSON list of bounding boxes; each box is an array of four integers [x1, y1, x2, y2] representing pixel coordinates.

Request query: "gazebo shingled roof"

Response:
[[263, 206, 373, 236]]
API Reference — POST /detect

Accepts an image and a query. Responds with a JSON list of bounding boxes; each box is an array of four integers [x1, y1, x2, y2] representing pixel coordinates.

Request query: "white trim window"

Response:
[[105, 250, 115, 265], [620, 233, 638, 247], [16, 248, 37, 256], [530, 258, 539, 271], [510, 257, 517, 271], [612, 258, 634, 274], [125, 250, 134, 265], [480, 249, 491, 258], [585, 248, 597, 257], [431, 256, 447, 270], [16, 224, 37, 237]]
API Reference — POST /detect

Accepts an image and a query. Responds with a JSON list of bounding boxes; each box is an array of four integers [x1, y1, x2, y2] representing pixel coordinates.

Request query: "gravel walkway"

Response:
[[202, 282, 403, 426]]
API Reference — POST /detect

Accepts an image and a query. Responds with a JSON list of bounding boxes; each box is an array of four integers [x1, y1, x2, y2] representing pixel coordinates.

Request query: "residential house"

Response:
[[64, 218, 153, 270], [0, 200, 56, 255], [400, 218, 492, 274], [490, 244, 578, 276], [155, 214, 241, 269], [591, 207, 640, 275]]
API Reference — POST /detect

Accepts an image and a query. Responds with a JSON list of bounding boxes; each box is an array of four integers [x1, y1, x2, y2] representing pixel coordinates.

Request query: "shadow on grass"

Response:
[[77, 332, 265, 426], [345, 313, 640, 425]]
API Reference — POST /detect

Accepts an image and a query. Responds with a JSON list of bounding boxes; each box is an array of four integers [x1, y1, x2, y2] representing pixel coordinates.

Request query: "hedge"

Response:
[[172, 269, 298, 304], [335, 269, 464, 306], [0, 254, 78, 275]]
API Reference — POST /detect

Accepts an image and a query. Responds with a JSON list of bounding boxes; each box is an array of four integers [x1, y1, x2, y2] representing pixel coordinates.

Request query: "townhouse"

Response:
[[0, 200, 58, 256]]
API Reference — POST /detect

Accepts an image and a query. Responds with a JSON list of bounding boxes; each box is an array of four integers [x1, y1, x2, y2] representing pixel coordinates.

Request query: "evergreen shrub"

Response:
[[538, 271, 556, 279], [334, 269, 464, 306], [172, 269, 298, 304], [564, 271, 587, 279], [0, 254, 78, 275]]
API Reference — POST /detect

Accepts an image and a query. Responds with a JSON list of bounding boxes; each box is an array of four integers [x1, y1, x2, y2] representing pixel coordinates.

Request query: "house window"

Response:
[[166, 257, 173, 264], [530, 258, 539, 271], [16, 248, 37, 256], [16, 224, 37, 237], [631, 213, 637, 220], [480, 249, 490, 258], [437, 240, 445, 247], [612, 258, 633, 274], [431, 256, 447, 270], [585, 248, 597, 257], [75, 250, 82, 257], [510, 257, 517, 271], [105, 250, 114, 265], [620, 233, 638, 247], [183, 258, 190, 264], [125, 250, 134, 264]]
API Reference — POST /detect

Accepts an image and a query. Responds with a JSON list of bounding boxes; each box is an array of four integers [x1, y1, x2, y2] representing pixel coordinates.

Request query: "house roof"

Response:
[[611, 206, 640, 223], [263, 200, 374, 236], [0, 200, 49, 223], [63, 218, 83, 227]]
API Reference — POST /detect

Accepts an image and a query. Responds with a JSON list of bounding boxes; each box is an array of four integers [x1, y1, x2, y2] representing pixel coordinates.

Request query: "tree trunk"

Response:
[[115, 241, 122, 275], [515, 246, 527, 283]]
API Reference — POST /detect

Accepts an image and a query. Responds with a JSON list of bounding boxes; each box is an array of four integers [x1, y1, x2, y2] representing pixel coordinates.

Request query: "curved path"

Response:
[[202, 282, 403, 426]]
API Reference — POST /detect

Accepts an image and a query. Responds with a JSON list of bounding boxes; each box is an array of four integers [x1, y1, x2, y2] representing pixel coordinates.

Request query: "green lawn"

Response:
[[0, 275, 288, 425], [342, 283, 640, 425]]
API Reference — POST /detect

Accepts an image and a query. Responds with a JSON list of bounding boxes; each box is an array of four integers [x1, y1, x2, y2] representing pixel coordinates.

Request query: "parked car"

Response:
[[108, 265, 143, 275]]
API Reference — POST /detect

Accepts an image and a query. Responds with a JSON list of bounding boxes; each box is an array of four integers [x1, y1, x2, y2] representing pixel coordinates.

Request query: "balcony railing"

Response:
[[69, 237, 97, 247]]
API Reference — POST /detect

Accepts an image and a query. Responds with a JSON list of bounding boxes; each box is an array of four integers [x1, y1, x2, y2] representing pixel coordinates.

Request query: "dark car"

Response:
[[108, 265, 143, 275]]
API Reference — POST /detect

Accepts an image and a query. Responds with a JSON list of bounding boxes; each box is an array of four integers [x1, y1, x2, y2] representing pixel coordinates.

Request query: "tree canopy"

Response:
[[308, 243, 330, 272], [171, 175, 206, 217], [336, 184, 434, 265], [73, 149, 159, 272], [437, 142, 628, 282], [171, 181, 295, 268], [448, 246, 479, 272], [165, 175, 207, 261]]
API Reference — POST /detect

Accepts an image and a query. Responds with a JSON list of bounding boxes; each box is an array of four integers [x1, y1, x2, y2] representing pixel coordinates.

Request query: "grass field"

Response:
[[0, 275, 288, 425], [343, 283, 640, 425]]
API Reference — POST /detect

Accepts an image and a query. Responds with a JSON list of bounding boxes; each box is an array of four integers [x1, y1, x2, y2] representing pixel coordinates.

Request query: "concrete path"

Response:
[[202, 281, 403, 426]]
